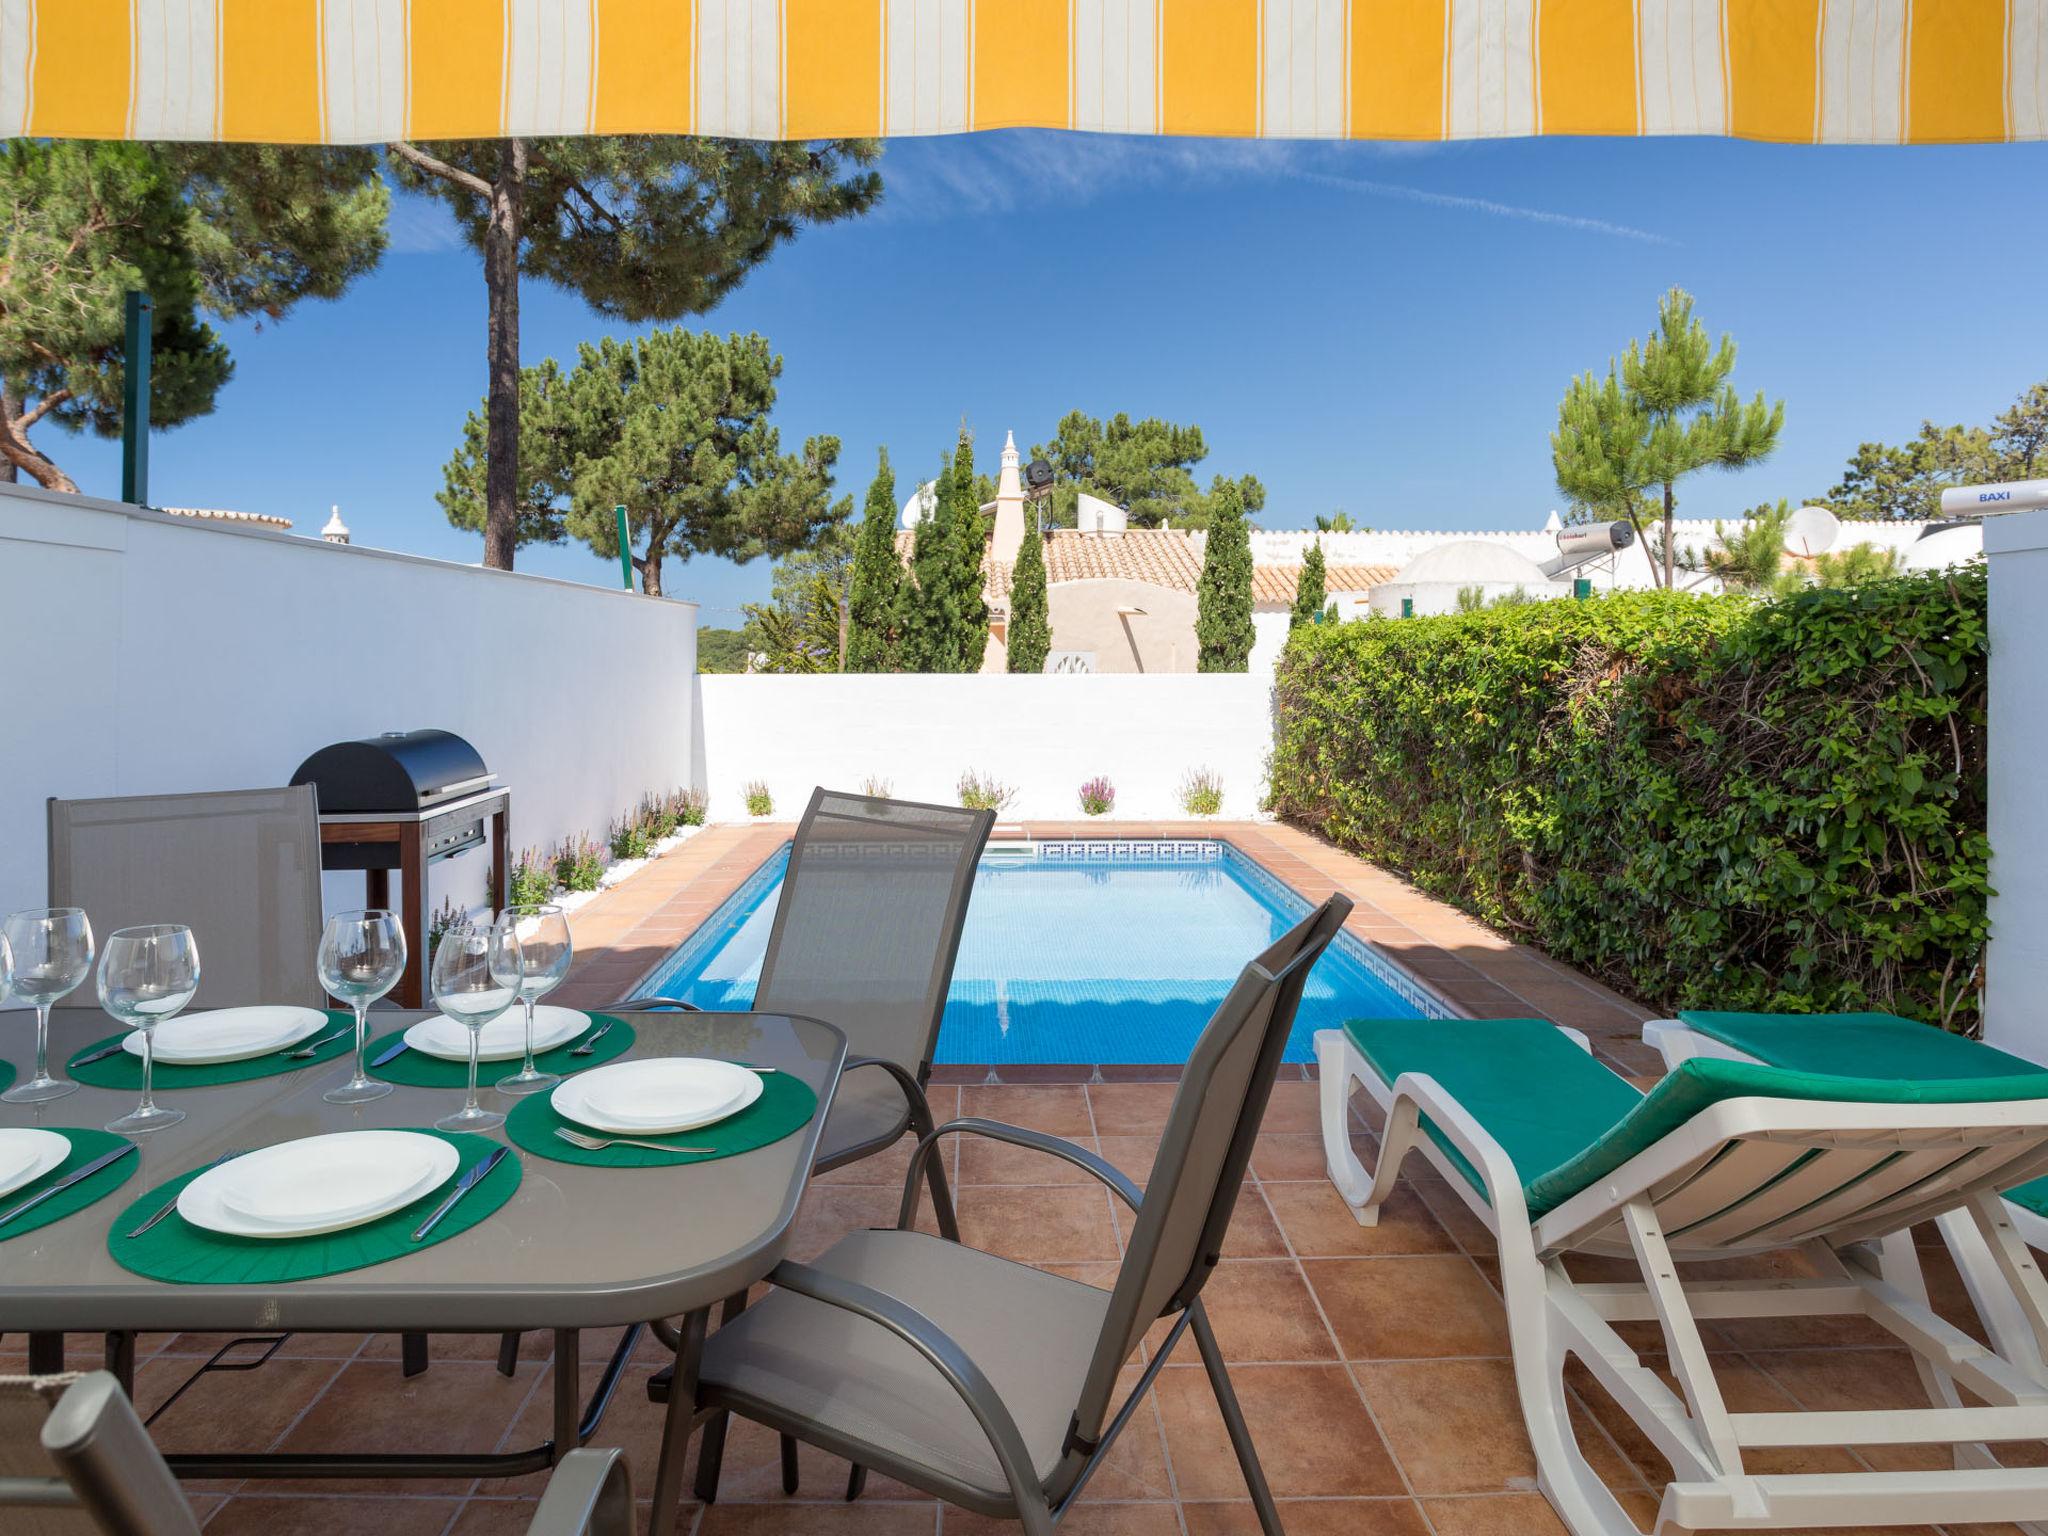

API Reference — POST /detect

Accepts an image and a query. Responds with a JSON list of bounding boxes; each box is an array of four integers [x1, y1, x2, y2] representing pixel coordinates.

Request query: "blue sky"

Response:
[[41, 131, 2048, 628]]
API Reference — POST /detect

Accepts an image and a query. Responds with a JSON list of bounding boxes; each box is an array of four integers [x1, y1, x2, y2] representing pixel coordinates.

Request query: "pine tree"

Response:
[[1006, 503, 1051, 673], [1290, 541, 1327, 630], [1196, 480, 1255, 672], [845, 448, 904, 672], [897, 457, 959, 672]]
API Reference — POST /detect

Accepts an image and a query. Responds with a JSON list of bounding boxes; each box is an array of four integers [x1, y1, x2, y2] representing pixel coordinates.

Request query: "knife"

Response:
[[411, 1146, 509, 1242], [71, 1038, 130, 1067], [370, 1035, 411, 1067], [0, 1142, 138, 1231]]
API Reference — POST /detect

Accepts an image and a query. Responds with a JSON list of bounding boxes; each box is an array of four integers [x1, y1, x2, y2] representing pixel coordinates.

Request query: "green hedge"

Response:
[[1269, 568, 1989, 1028]]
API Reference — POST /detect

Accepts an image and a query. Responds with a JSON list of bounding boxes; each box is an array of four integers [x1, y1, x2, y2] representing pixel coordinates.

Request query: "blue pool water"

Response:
[[632, 840, 1446, 1065]]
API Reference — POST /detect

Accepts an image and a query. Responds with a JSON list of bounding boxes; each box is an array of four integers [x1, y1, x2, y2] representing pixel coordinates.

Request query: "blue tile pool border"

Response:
[[622, 838, 1464, 1053]]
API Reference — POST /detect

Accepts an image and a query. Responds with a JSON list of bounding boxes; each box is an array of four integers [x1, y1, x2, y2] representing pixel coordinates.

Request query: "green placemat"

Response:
[[366, 1014, 633, 1088], [67, 1011, 354, 1090], [506, 1065, 818, 1168], [0, 1060, 14, 1094], [0, 1129, 138, 1242], [107, 1130, 518, 1285]]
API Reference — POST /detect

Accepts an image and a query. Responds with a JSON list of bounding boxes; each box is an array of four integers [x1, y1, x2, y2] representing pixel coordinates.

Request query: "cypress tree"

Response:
[[1196, 480, 1255, 672], [898, 456, 958, 671], [1007, 503, 1052, 673], [845, 447, 904, 671], [946, 428, 990, 671], [1290, 541, 1327, 631]]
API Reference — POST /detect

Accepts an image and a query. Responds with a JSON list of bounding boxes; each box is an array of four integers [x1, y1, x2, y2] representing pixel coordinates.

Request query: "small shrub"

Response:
[[743, 781, 774, 817], [1180, 767, 1225, 817], [640, 792, 679, 841], [507, 848, 557, 908], [426, 894, 468, 963], [676, 787, 709, 826], [1078, 776, 1115, 816], [859, 775, 893, 799], [554, 833, 605, 892], [609, 814, 652, 862], [956, 769, 1017, 814]]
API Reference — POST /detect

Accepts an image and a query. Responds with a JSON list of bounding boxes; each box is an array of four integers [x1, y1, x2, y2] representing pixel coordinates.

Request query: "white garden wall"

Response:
[[0, 484, 698, 924], [697, 673, 1274, 822], [1985, 511, 2048, 1062]]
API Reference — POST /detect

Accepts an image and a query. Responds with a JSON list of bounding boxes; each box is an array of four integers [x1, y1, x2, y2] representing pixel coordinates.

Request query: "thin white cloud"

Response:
[[876, 131, 1673, 246], [385, 188, 467, 255]]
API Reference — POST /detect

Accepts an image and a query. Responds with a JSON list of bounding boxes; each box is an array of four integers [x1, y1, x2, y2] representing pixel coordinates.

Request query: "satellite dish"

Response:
[[1785, 505, 1840, 557]]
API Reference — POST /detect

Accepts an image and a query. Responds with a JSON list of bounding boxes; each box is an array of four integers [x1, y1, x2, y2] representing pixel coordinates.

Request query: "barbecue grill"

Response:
[[290, 729, 509, 1006]]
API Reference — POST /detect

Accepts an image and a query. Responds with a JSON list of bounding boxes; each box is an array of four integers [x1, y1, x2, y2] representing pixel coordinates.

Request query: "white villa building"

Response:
[[898, 429, 1982, 675]]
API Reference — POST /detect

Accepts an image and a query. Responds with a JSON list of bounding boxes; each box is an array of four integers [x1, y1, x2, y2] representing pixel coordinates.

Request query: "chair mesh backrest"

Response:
[[752, 789, 994, 1075], [48, 788, 325, 1011], [1073, 895, 1351, 1436]]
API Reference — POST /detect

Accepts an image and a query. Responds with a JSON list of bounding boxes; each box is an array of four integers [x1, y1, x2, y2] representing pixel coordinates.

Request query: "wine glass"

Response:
[[317, 910, 406, 1104], [495, 905, 571, 1095], [3, 907, 94, 1103], [430, 919, 523, 1132], [97, 925, 199, 1135]]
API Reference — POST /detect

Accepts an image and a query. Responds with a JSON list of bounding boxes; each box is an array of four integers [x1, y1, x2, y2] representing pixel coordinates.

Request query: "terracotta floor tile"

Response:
[[1216, 1186, 1290, 1259], [1094, 1135, 1161, 1184], [1080, 1367, 1177, 1501], [1154, 1363, 1404, 1499], [1352, 1359, 1537, 1493], [1086, 1084, 1180, 1136], [1248, 1133, 1343, 1183], [1418, 1493, 1572, 1535], [204, 1495, 462, 1535], [942, 1503, 1183, 1536], [1178, 1498, 1429, 1535], [271, 1356, 546, 1496], [957, 1131, 1103, 1185], [1255, 1081, 1322, 1135], [696, 1504, 937, 1536], [959, 1085, 1093, 1136], [1303, 1256, 1511, 1359], [133, 1350, 344, 1493], [1261, 1181, 1455, 1258], [1195, 1260, 1339, 1363], [956, 1184, 1122, 1263]]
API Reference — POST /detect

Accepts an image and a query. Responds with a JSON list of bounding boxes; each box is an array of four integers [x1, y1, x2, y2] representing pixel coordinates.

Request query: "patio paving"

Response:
[[11, 824, 2019, 1534], [3, 1077, 2021, 1536]]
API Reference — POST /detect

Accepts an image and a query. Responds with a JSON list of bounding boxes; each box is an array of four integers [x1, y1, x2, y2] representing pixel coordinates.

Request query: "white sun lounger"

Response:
[[1317, 1015, 2048, 1535]]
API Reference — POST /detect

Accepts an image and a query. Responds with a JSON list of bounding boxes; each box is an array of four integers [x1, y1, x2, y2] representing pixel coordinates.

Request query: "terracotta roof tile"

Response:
[[1252, 561, 1401, 604]]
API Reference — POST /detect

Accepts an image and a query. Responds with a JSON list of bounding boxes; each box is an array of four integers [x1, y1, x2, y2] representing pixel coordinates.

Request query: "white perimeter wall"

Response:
[[0, 485, 698, 923], [697, 673, 1274, 822], [1986, 513, 2048, 1061]]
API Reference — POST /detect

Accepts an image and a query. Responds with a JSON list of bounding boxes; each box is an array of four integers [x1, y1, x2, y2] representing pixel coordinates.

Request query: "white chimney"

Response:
[[320, 505, 351, 544], [1076, 492, 1127, 537], [992, 430, 1026, 564]]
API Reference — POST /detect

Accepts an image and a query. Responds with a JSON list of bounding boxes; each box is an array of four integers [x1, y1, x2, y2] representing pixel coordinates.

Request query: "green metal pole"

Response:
[[120, 290, 153, 506], [614, 505, 634, 591]]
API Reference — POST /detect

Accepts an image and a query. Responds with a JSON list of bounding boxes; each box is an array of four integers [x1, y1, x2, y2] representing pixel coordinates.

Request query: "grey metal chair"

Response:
[[678, 894, 1352, 1536], [48, 787, 326, 1011], [0, 1372, 633, 1536], [630, 787, 994, 1236]]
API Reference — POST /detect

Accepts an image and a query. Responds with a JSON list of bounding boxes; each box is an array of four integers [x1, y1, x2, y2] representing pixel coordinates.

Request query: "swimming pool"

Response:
[[630, 839, 1449, 1064]]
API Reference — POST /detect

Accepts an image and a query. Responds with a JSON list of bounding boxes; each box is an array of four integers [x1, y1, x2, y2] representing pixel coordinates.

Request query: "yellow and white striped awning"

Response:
[[5, 1, 2044, 146]]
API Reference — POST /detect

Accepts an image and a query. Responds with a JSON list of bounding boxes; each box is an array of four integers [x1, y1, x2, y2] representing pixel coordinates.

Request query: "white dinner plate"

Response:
[[0, 1129, 71, 1199], [125, 1005, 329, 1065], [179, 1131, 458, 1240], [552, 1058, 763, 1136], [402, 1005, 590, 1063]]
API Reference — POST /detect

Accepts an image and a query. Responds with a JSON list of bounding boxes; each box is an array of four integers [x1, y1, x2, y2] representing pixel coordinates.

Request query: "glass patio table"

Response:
[[0, 1004, 845, 1530]]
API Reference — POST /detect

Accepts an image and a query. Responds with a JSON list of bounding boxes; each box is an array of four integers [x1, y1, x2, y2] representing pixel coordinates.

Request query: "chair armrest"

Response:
[[526, 1447, 633, 1536], [900, 1117, 1143, 1231], [603, 996, 700, 1012], [765, 1259, 1051, 1533], [1377, 1072, 1533, 1234], [844, 1054, 928, 1103]]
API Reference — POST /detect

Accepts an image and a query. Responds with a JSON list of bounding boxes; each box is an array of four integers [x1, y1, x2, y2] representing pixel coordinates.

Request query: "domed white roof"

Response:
[[1900, 523, 1984, 572], [900, 480, 938, 529], [1393, 539, 1552, 588]]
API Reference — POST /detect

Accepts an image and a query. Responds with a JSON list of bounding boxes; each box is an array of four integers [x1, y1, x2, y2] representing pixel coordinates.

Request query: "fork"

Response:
[[553, 1127, 712, 1155], [284, 1026, 352, 1060], [125, 1149, 247, 1237]]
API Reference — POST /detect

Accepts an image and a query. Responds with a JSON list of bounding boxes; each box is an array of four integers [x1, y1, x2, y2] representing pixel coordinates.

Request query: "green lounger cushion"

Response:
[[1676, 1011, 2048, 1220], [1344, 1017, 2048, 1219], [1678, 1010, 2048, 1082]]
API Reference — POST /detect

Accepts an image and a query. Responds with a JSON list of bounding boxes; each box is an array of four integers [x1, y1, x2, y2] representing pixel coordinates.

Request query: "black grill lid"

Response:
[[290, 729, 493, 814]]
